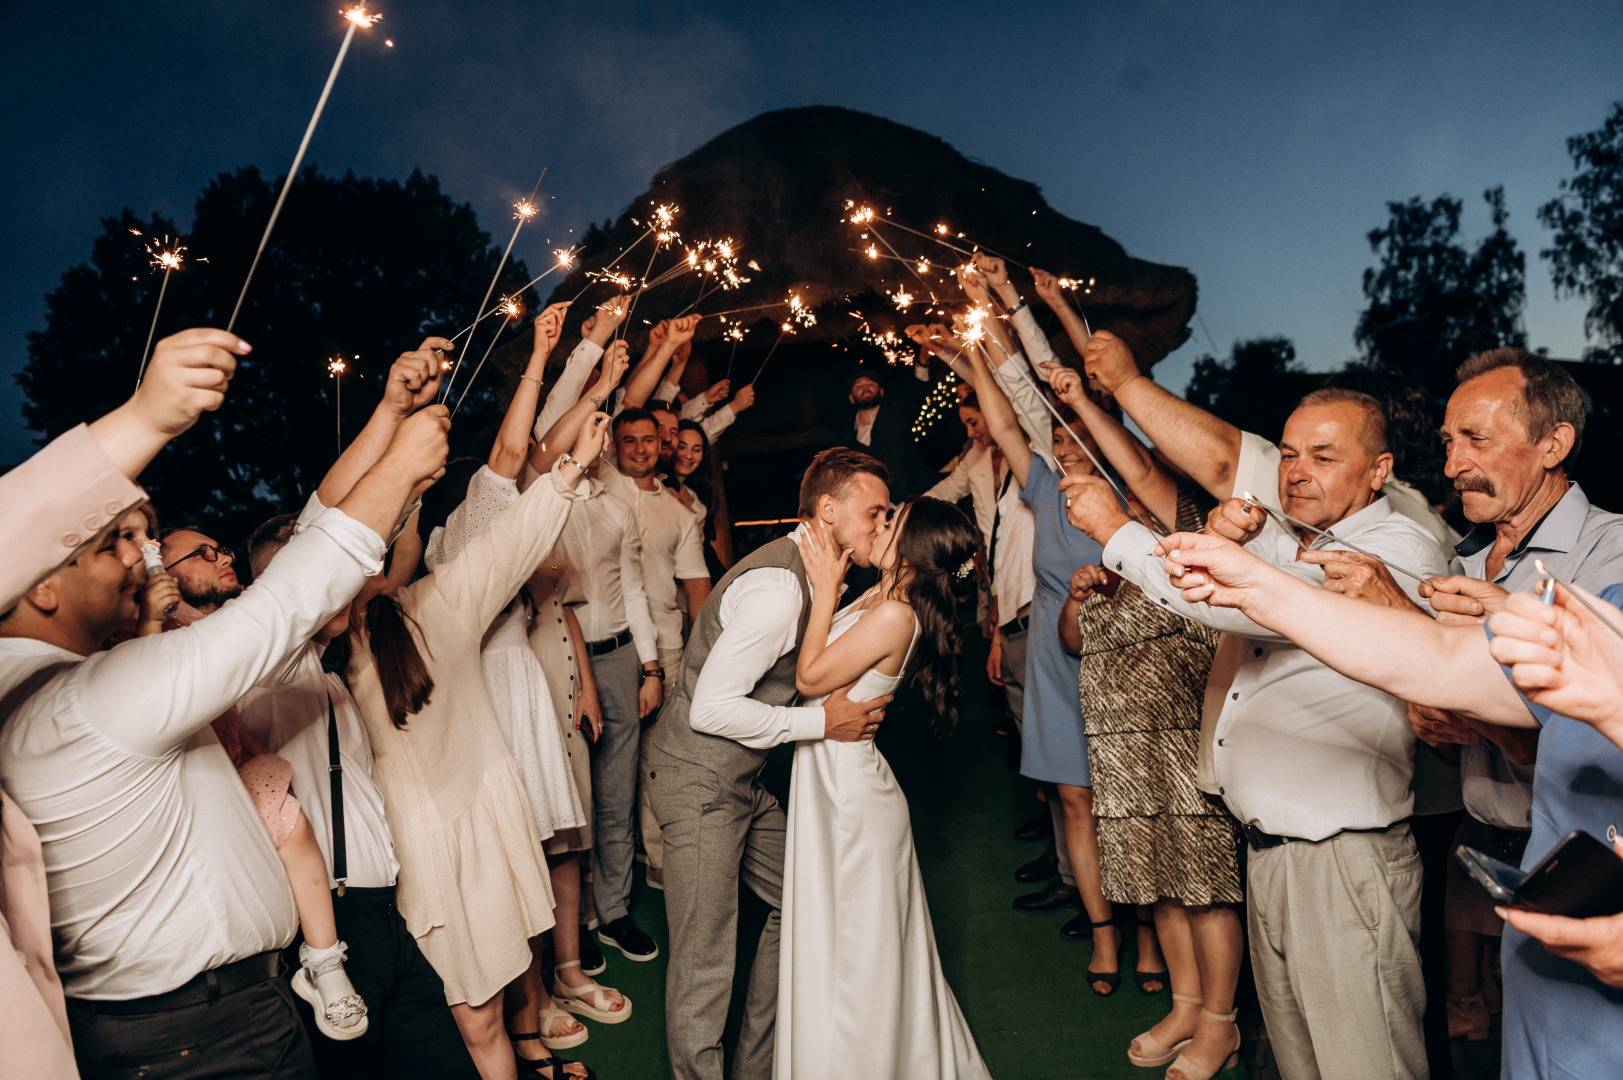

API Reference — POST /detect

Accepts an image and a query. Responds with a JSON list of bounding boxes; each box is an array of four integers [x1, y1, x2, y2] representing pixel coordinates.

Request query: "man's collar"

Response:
[[1303, 491, 1394, 545], [1455, 481, 1586, 560]]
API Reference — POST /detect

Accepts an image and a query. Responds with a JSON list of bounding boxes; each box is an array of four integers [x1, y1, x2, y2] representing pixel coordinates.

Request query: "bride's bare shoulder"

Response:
[[867, 598, 917, 635]]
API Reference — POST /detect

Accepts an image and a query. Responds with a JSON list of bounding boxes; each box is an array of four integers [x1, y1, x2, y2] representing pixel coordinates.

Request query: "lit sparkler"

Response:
[[135, 237, 188, 388], [226, 5, 381, 333], [329, 354, 348, 450], [443, 169, 547, 402], [453, 297, 522, 417]]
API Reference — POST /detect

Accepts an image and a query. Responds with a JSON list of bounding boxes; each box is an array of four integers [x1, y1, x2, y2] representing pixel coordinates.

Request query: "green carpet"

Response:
[[567, 638, 1239, 1079]]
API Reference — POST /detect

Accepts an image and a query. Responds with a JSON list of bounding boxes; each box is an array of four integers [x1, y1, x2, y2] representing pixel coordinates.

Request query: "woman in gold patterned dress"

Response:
[[1044, 346, 1245, 1080]]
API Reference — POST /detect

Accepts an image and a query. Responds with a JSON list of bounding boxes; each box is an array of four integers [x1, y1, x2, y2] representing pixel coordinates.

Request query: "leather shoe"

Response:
[[1059, 911, 1095, 941], [598, 916, 659, 962], [1014, 811, 1053, 843], [1013, 881, 1080, 913], [1014, 844, 1059, 884]]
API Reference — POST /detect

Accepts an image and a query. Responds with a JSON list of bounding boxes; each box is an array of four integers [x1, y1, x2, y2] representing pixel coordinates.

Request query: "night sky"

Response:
[[4, 1, 1620, 462]]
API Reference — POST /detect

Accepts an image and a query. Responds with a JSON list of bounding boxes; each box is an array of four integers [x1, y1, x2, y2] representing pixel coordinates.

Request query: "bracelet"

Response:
[[521, 375, 542, 387], [642, 667, 665, 682], [559, 451, 579, 469]]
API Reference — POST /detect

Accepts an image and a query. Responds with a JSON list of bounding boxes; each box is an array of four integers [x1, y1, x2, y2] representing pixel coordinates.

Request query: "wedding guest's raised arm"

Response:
[[487, 303, 568, 479], [957, 264, 1020, 364], [961, 329, 1036, 489], [315, 337, 450, 509], [1141, 528, 1535, 725], [1, 328, 249, 613], [621, 315, 699, 410], [1080, 330, 1244, 500], [530, 340, 630, 476], [1046, 361, 1178, 528], [979, 255, 1061, 376], [532, 295, 626, 439]]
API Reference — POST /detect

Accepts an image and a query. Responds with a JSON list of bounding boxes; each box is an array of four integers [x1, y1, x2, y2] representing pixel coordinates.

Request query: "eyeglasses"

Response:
[[165, 544, 234, 571]]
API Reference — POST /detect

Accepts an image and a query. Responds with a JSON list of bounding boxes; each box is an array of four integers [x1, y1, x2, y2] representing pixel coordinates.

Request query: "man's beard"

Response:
[[1455, 474, 1496, 496], [851, 388, 881, 408], [179, 582, 243, 611]]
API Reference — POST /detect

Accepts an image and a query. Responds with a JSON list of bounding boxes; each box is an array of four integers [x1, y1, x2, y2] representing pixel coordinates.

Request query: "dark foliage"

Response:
[[1184, 336, 1314, 442], [1355, 187, 1526, 395], [1539, 101, 1623, 363], [20, 166, 536, 544]]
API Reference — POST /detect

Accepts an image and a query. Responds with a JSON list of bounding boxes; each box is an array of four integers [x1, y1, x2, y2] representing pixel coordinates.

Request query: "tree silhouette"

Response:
[[1184, 336, 1313, 442], [20, 166, 537, 542], [1539, 101, 1623, 363], [1355, 187, 1525, 395]]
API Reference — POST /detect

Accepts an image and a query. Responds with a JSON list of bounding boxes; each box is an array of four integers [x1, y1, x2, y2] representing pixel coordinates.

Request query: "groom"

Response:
[[646, 446, 896, 1080]]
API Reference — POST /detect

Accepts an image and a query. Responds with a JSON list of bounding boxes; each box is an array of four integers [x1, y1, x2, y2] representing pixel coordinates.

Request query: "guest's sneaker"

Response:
[[578, 932, 607, 977], [1013, 881, 1080, 914], [598, 915, 659, 962], [292, 940, 369, 1041], [1014, 844, 1059, 883]]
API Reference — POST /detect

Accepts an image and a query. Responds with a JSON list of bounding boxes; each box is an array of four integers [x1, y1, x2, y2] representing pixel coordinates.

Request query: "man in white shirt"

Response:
[[1064, 386, 1449, 1080], [645, 447, 893, 1080], [0, 408, 446, 1080]]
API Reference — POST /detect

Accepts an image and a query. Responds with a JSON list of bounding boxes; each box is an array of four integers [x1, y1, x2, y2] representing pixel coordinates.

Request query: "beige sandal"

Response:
[[1166, 1007, 1240, 1080], [534, 1004, 588, 1050], [552, 959, 632, 1024], [1127, 993, 1201, 1067]]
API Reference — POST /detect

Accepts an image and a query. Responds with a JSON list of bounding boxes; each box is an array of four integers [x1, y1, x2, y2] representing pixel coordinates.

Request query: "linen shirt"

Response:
[[0, 507, 384, 999], [599, 459, 709, 652], [689, 525, 827, 747], [554, 481, 659, 663], [1103, 496, 1451, 840], [1450, 482, 1623, 830], [237, 642, 401, 890]]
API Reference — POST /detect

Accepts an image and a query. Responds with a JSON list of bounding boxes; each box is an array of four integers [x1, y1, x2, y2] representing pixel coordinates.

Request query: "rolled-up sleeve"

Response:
[[689, 569, 825, 747]]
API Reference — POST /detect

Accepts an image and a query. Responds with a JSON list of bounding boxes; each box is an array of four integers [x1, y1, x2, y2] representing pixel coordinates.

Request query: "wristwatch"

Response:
[[1007, 297, 1027, 316], [559, 451, 580, 469], [642, 667, 665, 682]]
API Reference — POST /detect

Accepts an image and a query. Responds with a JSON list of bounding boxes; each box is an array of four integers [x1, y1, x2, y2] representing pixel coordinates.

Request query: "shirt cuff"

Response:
[[550, 459, 592, 499], [787, 707, 826, 743], [1101, 520, 1160, 580], [304, 506, 388, 577]]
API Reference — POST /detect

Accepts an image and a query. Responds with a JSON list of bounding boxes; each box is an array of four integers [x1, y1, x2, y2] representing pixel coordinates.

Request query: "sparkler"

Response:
[[135, 237, 187, 388], [1238, 492, 1432, 584], [1533, 558, 1623, 641], [442, 170, 547, 402], [227, 6, 381, 333], [453, 297, 522, 417], [328, 355, 348, 451]]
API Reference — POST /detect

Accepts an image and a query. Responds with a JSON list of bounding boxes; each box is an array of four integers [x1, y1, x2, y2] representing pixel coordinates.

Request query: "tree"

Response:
[[20, 166, 537, 542], [1355, 187, 1526, 394], [1184, 336, 1313, 441], [1539, 101, 1623, 363]]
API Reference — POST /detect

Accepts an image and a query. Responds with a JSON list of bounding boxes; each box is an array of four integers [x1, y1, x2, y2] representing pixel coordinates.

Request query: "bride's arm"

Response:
[[794, 520, 908, 696], [796, 600, 913, 698]]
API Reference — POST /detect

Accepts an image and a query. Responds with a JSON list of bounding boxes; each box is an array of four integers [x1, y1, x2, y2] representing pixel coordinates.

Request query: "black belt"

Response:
[[1242, 822, 1399, 851], [1000, 613, 1030, 636], [66, 950, 284, 1016], [585, 628, 632, 657]]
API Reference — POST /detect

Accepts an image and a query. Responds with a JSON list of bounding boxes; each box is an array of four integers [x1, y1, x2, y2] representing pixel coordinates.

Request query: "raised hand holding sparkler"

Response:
[[228, 6, 381, 333]]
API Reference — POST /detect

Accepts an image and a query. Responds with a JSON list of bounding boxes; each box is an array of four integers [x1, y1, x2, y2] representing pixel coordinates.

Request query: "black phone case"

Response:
[[1511, 830, 1623, 919]]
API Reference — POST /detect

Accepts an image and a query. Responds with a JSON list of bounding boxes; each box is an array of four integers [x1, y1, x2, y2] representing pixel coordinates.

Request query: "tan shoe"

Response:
[[1166, 1007, 1240, 1080], [1127, 993, 1200, 1067]]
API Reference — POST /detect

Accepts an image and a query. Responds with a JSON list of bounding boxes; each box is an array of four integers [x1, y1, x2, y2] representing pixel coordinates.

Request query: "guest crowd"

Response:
[[3, 250, 1621, 1080]]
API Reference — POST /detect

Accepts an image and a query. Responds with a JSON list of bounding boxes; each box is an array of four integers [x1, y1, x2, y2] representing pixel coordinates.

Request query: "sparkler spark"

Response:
[[893, 289, 914, 310], [864, 244, 880, 260], [342, 6, 381, 28], [499, 297, 522, 318], [328, 357, 347, 376], [554, 247, 576, 269], [514, 200, 537, 220]]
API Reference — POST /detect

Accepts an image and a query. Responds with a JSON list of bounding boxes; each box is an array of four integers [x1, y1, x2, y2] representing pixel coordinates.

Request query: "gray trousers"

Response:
[[646, 749, 783, 1080], [1248, 824, 1428, 1080], [588, 639, 643, 924]]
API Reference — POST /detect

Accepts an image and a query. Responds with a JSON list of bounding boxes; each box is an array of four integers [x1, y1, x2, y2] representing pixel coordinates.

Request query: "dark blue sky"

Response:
[[4, 1, 1619, 460]]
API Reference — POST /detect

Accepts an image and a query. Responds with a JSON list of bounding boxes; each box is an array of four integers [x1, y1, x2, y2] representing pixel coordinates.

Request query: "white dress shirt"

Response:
[[599, 459, 709, 652], [554, 481, 659, 663], [0, 507, 384, 999], [1103, 496, 1451, 840], [237, 642, 401, 890], [535, 339, 605, 443], [677, 392, 737, 442], [689, 526, 827, 747]]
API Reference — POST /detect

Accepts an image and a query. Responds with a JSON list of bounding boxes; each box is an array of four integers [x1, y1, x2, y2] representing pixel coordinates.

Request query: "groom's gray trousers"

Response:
[[646, 753, 784, 1080]]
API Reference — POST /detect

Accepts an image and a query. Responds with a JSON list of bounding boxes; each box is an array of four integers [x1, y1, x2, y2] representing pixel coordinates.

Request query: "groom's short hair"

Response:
[[798, 448, 889, 518]]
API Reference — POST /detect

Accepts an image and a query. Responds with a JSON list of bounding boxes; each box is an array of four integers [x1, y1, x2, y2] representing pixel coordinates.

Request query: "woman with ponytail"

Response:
[[343, 409, 610, 1080], [776, 496, 992, 1080]]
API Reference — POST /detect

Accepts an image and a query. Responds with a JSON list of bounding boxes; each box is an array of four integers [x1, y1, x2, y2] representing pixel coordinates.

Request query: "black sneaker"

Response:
[[1014, 811, 1053, 843], [1014, 844, 1059, 884], [598, 915, 659, 962], [1013, 881, 1081, 913], [577, 932, 606, 977]]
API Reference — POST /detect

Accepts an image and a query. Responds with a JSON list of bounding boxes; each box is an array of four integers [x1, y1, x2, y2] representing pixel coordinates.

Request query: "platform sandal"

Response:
[[1166, 1006, 1241, 1080], [1127, 993, 1201, 1067], [512, 1035, 598, 1080], [552, 959, 633, 1024]]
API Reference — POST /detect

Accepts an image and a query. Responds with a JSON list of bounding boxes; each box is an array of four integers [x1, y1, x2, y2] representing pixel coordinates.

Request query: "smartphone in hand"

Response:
[[1457, 830, 1623, 919]]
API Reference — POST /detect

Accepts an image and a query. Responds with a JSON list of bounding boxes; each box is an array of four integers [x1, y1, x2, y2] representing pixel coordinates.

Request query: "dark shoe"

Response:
[[1014, 811, 1053, 843], [1088, 920, 1122, 997], [598, 916, 659, 962], [1013, 881, 1080, 913], [577, 932, 606, 977], [1059, 911, 1094, 941], [1014, 844, 1059, 884], [1135, 915, 1167, 995]]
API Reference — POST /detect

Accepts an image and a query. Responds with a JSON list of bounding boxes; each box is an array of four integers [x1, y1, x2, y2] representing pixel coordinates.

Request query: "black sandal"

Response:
[[1135, 915, 1168, 995], [512, 1033, 598, 1080], [1087, 919, 1121, 997]]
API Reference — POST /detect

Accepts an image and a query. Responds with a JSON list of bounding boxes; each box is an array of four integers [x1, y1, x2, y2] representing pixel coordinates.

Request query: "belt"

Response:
[[1242, 822, 1398, 851], [66, 950, 284, 1016], [1000, 613, 1030, 636], [585, 627, 632, 657], [1487, 824, 1532, 863]]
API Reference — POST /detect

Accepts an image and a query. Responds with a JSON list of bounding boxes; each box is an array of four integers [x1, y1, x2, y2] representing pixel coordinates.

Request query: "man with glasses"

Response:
[[160, 529, 243, 612]]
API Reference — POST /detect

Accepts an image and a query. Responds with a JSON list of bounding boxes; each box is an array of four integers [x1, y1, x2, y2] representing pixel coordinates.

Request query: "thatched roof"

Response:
[[540, 106, 1197, 370]]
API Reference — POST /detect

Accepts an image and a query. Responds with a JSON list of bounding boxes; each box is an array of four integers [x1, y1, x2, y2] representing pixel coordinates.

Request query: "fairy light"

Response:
[[911, 372, 961, 441]]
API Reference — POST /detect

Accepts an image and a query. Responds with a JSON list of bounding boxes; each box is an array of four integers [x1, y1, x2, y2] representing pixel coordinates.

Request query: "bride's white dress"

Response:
[[776, 590, 993, 1080]]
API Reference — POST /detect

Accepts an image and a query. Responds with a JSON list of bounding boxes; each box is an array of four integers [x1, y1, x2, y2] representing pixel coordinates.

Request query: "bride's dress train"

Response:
[[775, 590, 992, 1079]]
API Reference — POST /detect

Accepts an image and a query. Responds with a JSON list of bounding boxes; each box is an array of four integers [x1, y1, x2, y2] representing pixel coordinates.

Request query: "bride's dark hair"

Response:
[[884, 496, 981, 735]]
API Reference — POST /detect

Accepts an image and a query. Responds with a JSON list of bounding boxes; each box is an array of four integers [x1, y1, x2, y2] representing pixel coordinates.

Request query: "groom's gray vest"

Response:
[[648, 535, 811, 787]]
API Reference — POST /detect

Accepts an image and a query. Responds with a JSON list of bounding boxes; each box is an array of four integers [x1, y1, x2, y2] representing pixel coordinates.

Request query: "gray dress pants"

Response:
[[646, 750, 784, 1080], [589, 639, 643, 924]]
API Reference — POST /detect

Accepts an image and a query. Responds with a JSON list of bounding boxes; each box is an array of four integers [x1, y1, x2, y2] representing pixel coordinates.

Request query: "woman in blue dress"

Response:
[[961, 333, 1124, 993]]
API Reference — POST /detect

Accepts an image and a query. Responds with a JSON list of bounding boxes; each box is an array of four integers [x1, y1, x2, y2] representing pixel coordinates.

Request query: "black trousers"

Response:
[[283, 886, 478, 1080], [68, 977, 316, 1080]]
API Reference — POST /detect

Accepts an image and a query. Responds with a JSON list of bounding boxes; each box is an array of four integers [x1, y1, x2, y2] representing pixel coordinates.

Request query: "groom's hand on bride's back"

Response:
[[824, 684, 892, 742]]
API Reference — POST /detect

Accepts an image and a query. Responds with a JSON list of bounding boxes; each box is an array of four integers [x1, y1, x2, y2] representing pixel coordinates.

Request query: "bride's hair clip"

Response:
[[954, 556, 975, 580]]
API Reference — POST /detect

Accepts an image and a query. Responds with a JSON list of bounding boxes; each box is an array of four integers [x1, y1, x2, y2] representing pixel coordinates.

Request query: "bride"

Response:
[[776, 496, 993, 1080]]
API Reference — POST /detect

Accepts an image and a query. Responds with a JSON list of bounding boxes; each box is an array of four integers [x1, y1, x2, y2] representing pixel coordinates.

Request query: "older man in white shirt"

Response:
[[0, 407, 445, 1080], [1064, 386, 1449, 1080]]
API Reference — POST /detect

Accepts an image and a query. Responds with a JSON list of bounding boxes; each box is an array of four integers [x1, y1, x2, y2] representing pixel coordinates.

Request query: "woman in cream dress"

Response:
[[777, 497, 992, 1080]]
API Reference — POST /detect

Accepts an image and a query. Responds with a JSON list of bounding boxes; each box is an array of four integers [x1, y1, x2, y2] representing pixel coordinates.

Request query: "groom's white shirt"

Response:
[[688, 524, 827, 748]]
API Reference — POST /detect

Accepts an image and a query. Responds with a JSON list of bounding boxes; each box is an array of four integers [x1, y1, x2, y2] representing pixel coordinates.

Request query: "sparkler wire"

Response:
[[443, 169, 546, 403], [135, 267, 173, 389], [1239, 494, 1432, 584], [1532, 559, 1623, 642]]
